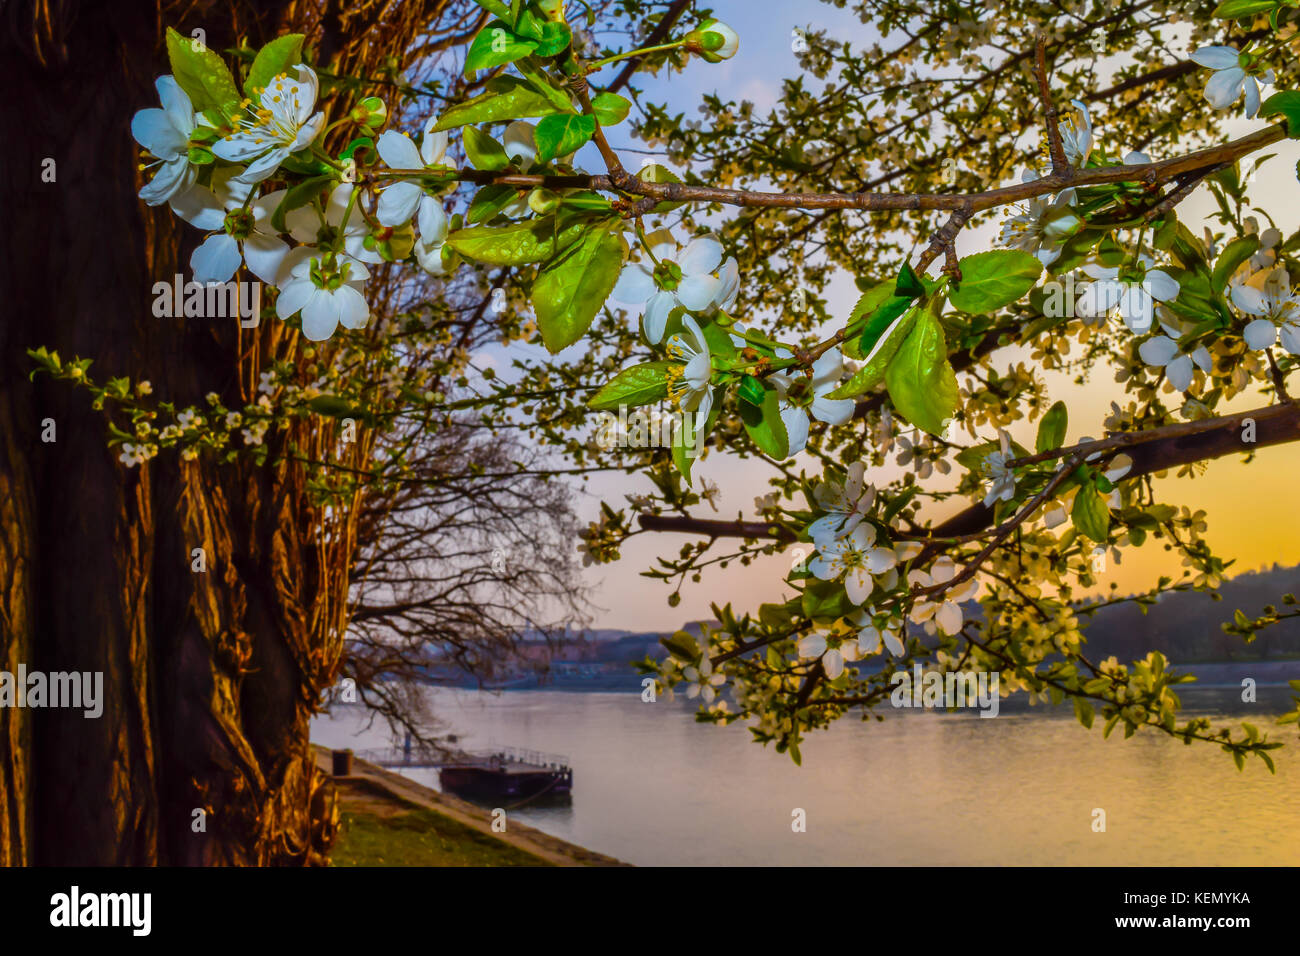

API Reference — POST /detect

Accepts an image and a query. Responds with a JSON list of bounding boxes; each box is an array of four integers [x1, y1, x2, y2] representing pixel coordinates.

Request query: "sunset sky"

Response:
[[490, 0, 1300, 630]]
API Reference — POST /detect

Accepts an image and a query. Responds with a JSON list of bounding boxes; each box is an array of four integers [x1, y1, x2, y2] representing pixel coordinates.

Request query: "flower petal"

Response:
[[376, 130, 423, 170], [781, 405, 811, 456], [139, 156, 193, 205], [241, 233, 290, 285], [275, 278, 313, 319], [1191, 46, 1241, 70], [1243, 318, 1277, 350], [810, 394, 854, 426], [190, 234, 242, 284], [417, 197, 449, 244], [1204, 67, 1246, 110], [1138, 335, 1178, 367], [1143, 270, 1179, 302], [845, 568, 873, 605], [168, 183, 226, 230], [679, 236, 723, 276], [935, 601, 963, 635], [1166, 354, 1194, 391], [335, 285, 370, 330], [300, 290, 339, 340], [643, 291, 675, 344], [612, 263, 656, 304], [676, 274, 722, 312], [130, 107, 187, 159], [376, 180, 422, 226]]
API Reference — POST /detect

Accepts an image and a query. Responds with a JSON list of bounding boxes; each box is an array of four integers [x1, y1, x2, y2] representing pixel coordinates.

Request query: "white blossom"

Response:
[[908, 557, 979, 636], [1231, 267, 1300, 355], [131, 76, 199, 205], [808, 461, 875, 544], [769, 349, 855, 455], [213, 65, 324, 184], [375, 116, 451, 236], [612, 231, 737, 344], [1191, 46, 1273, 118], [999, 169, 1079, 265], [981, 429, 1017, 507], [808, 523, 898, 605], [665, 315, 714, 421], [171, 167, 290, 284], [1138, 317, 1212, 391]]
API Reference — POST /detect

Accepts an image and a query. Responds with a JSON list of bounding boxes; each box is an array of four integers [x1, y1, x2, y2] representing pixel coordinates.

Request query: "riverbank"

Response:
[[313, 745, 629, 867]]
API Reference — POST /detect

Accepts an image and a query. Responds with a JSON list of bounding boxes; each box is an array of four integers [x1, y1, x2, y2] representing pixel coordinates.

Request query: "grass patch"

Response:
[[330, 808, 552, 867]]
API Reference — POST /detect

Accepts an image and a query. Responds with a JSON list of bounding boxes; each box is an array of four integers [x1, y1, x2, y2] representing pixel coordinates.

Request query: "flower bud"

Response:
[[350, 96, 387, 129], [684, 19, 739, 63], [527, 187, 561, 215]]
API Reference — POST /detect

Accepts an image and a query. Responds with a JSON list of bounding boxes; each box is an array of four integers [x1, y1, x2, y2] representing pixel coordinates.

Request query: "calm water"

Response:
[[311, 686, 1300, 866]]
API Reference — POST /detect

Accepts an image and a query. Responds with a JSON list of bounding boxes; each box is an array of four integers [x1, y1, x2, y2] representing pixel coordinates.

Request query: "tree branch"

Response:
[[637, 401, 1300, 542]]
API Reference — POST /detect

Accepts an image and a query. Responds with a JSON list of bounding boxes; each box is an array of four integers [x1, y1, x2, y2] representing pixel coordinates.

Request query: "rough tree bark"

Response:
[[0, 0, 448, 865]]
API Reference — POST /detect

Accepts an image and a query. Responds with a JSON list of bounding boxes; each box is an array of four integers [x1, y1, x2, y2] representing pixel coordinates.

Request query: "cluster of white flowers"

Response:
[[132, 63, 461, 346]]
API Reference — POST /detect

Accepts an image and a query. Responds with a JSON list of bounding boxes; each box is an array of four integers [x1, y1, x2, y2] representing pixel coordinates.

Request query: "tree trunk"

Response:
[[0, 0, 349, 865]]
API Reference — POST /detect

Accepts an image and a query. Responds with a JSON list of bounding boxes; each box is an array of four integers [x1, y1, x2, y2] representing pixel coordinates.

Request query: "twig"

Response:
[[1034, 34, 1068, 174]]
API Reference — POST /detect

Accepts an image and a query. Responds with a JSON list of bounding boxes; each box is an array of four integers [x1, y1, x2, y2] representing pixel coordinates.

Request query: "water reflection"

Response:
[[312, 685, 1300, 866]]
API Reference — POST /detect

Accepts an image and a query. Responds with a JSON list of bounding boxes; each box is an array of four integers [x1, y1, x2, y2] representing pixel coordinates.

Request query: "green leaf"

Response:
[[740, 385, 790, 460], [1153, 214, 1180, 252], [533, 21, 573, 56], [467, 184, 518, 224], [635, 163, 685, 213], [445, 214, 590, 265], [534, 113, 597, 164], [1074, 696, 1095, 729], [1211, 235, 1260, 293], [432, 76, 570, 132], [1072, 482, 1111, 543], [464, 21, 538, 74], [1213, 0, 1282, 19], [244, 34, 305, 97], [165, 28, 241, 116], [1036, 400, 1068, 453], [471, 0, 512, 17], [270, 175, 334, 233], [840, 283, 892, 358], [859, 294, 915, 351], [737, 374, 766, 407], [949, 249, 1043, 313], [660, 631, 699, 662], [591, 91, 632, 126], [513, 57, 578, 113], [532, 221, 625, 353], [462, 125, 511, 171], [587, 361, 673, 410], [1261, 90, 1300, 137], [895, 261, 925, 299], [827, 306, 918, 399], [884, 310, 958, 437], [802, 580, 852, 620]]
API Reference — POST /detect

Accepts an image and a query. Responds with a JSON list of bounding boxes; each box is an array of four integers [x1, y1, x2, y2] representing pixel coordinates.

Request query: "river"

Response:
[[310, 684, 1300, 866]]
